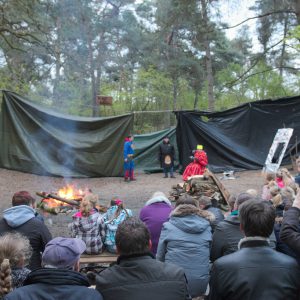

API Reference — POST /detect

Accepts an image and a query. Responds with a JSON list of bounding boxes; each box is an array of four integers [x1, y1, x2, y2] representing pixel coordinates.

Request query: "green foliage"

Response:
[[0, 0, 299, 128]]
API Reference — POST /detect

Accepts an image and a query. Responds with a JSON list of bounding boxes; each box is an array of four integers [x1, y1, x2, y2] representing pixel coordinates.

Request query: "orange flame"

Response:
[[42, 184, 88, 208]]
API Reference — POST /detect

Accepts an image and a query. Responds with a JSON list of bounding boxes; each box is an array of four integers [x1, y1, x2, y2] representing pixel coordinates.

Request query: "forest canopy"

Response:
[[0, 0, 299, 119]]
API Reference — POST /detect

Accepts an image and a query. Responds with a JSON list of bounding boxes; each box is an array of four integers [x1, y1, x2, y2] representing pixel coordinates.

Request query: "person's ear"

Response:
[[148, 239, 152, 250], [74, 260, 80, 272], [240, 224, 244, 234]]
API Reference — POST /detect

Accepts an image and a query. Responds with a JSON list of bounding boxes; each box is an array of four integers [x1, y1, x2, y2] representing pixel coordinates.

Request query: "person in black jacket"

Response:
[[0, 191, 52, 270], [280, 188, 300, 256], [4, 237, 103, 300], [96, 218, 190, 300], [198, 195, 224, 231], [209, 200, 300, 300], [210, 193, 276, 262], [159, 137, 176, 178]]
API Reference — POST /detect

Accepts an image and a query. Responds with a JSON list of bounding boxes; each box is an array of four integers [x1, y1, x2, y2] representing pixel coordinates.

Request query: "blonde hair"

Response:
[[269, 186, 282, 207], [246, 189, 258, 197], [0, 233, 32, 297], [83, 194, 98, 208], [265, 173, 275, 182], [281, 186, 295, 202], [80, 196, 94, 217]]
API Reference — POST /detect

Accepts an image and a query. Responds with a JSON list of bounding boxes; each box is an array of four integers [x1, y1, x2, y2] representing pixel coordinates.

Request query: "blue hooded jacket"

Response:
[[157, 204, 214, 297]]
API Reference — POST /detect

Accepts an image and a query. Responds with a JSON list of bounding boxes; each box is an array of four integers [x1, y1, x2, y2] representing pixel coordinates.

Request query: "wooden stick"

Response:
[[36, 192, 80, 206]]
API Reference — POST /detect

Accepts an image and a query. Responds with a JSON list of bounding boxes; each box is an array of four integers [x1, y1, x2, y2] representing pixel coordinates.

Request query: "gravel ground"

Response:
[[0, 168, 266, 237]]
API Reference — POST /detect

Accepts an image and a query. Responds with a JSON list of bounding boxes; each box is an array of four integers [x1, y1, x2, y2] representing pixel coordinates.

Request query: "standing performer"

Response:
[[182, 145, 208, 181], [124, 135, 135, 181], [159, 136, 176, 178]]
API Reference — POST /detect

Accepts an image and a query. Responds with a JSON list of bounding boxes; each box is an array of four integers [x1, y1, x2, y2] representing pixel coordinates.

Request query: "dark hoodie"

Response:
[[0, 205, 52, 270], [211, 213, 277, 262], [4, 268, 103, 300]]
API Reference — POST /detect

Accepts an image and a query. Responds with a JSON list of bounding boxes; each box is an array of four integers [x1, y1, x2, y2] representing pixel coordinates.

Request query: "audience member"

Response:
[[96, 218, 189, 300], [261, 173, 275, 200], [210, 193, 276, 262], [224, 194, 236, 217], [157, 195, 213, 298], [198, 195, 224, 227], [70, 194, 105, 254], [209, 200, 300, 300], [0, 233, 32, 298], [245, 189, 258, 197], [274, 197, 300, 264], [269, 186, 284, 217], [0, 191, 52, 270], [276, 169, 285, 188], [139, 191, 172, 255], [280, 189, 300, 255], [4, 237, 103, 300], [103, 199, 132, 253]]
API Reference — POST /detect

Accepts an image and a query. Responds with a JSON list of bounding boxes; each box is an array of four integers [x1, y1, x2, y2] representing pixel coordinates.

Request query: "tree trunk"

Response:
[[194, 90, 199, 109], [200, 0, 215, 112], [172, 77, 178, 111], [295, 0, 300, 25], [279, 16, 288, 78], [86, 28, 97, 117], [53, 16, 61, 106]]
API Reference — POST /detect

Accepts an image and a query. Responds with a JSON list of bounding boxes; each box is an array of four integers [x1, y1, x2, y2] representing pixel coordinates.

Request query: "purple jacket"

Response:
[[139, 194, 172, 255]]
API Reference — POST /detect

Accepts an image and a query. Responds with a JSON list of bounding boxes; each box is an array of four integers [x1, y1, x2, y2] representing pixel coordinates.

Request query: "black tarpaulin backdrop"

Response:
[[0, 91, 133, 177], [176, 96, 300, 173]]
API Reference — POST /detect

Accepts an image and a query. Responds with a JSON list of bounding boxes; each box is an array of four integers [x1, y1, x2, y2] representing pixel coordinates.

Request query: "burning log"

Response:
[[36, 192, 80, 207]]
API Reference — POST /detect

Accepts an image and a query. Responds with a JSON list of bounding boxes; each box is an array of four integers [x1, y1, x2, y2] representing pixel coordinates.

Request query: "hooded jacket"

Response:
[[0, 205, 52, 270], [139, 194, 172, 255], [4, 268, 103, 300], [156, 204, 214, 297], [211, 213, 277, 262]]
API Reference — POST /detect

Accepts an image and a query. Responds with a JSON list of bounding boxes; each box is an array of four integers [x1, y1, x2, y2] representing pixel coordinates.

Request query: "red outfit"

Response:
[[182, 150, 208, 181]]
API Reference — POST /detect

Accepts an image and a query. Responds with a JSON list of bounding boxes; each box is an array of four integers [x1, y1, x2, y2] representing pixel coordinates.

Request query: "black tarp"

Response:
[[176, 96, 300, 172], [134, 127, 177, 173], [0, 91, 133, 177]]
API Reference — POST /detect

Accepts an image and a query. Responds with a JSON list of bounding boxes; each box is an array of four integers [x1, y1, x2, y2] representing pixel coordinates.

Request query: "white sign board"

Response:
[[263, 128, 293, 173]]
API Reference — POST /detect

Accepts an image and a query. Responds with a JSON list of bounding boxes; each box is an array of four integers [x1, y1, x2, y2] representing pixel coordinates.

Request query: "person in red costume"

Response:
[[182, 145, 208, 181]]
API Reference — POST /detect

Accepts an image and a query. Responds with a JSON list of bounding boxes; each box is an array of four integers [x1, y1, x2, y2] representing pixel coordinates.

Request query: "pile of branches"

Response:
[[169, 171, 230, 210]]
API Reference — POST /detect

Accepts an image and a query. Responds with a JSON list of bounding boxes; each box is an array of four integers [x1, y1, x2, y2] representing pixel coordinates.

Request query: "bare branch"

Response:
[[224, 38, 285, 88], [218, 10, 295, 31]]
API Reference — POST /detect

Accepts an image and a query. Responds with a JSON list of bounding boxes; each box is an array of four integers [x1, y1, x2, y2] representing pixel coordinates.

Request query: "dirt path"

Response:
[[0, 168, 264, 237]]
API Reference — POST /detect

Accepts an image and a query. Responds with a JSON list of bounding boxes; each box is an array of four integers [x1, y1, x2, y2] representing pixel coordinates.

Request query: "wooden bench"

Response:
[[80, 251, 118, 265]]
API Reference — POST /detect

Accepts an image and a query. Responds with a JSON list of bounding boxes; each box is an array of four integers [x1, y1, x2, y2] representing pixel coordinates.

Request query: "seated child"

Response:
[[261, 173, 275, 200], [70, 194, 105, 255], [103, 199, 133, 253], [0, 233, 32, 297]]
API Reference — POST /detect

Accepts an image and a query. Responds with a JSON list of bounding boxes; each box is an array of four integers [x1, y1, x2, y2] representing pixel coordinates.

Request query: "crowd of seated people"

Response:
[[1, 166, 300, 299]]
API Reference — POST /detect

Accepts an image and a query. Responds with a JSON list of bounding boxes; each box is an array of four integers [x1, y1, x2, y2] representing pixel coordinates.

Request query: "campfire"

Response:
[[36, 185, 90, 214]]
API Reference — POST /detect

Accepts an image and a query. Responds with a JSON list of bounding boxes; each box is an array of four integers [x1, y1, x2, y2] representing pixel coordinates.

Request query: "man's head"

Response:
[[127, 135, 134, 142], [198, 196, 212, 209], [12, 191, 36, 207], [163, 137, 169, 144], [239, 200, 275, 238], [234, 192, 254, 211], [42, 237, 86, 271], [116, 218, 151, 256], [176, 194, 198, 208]]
